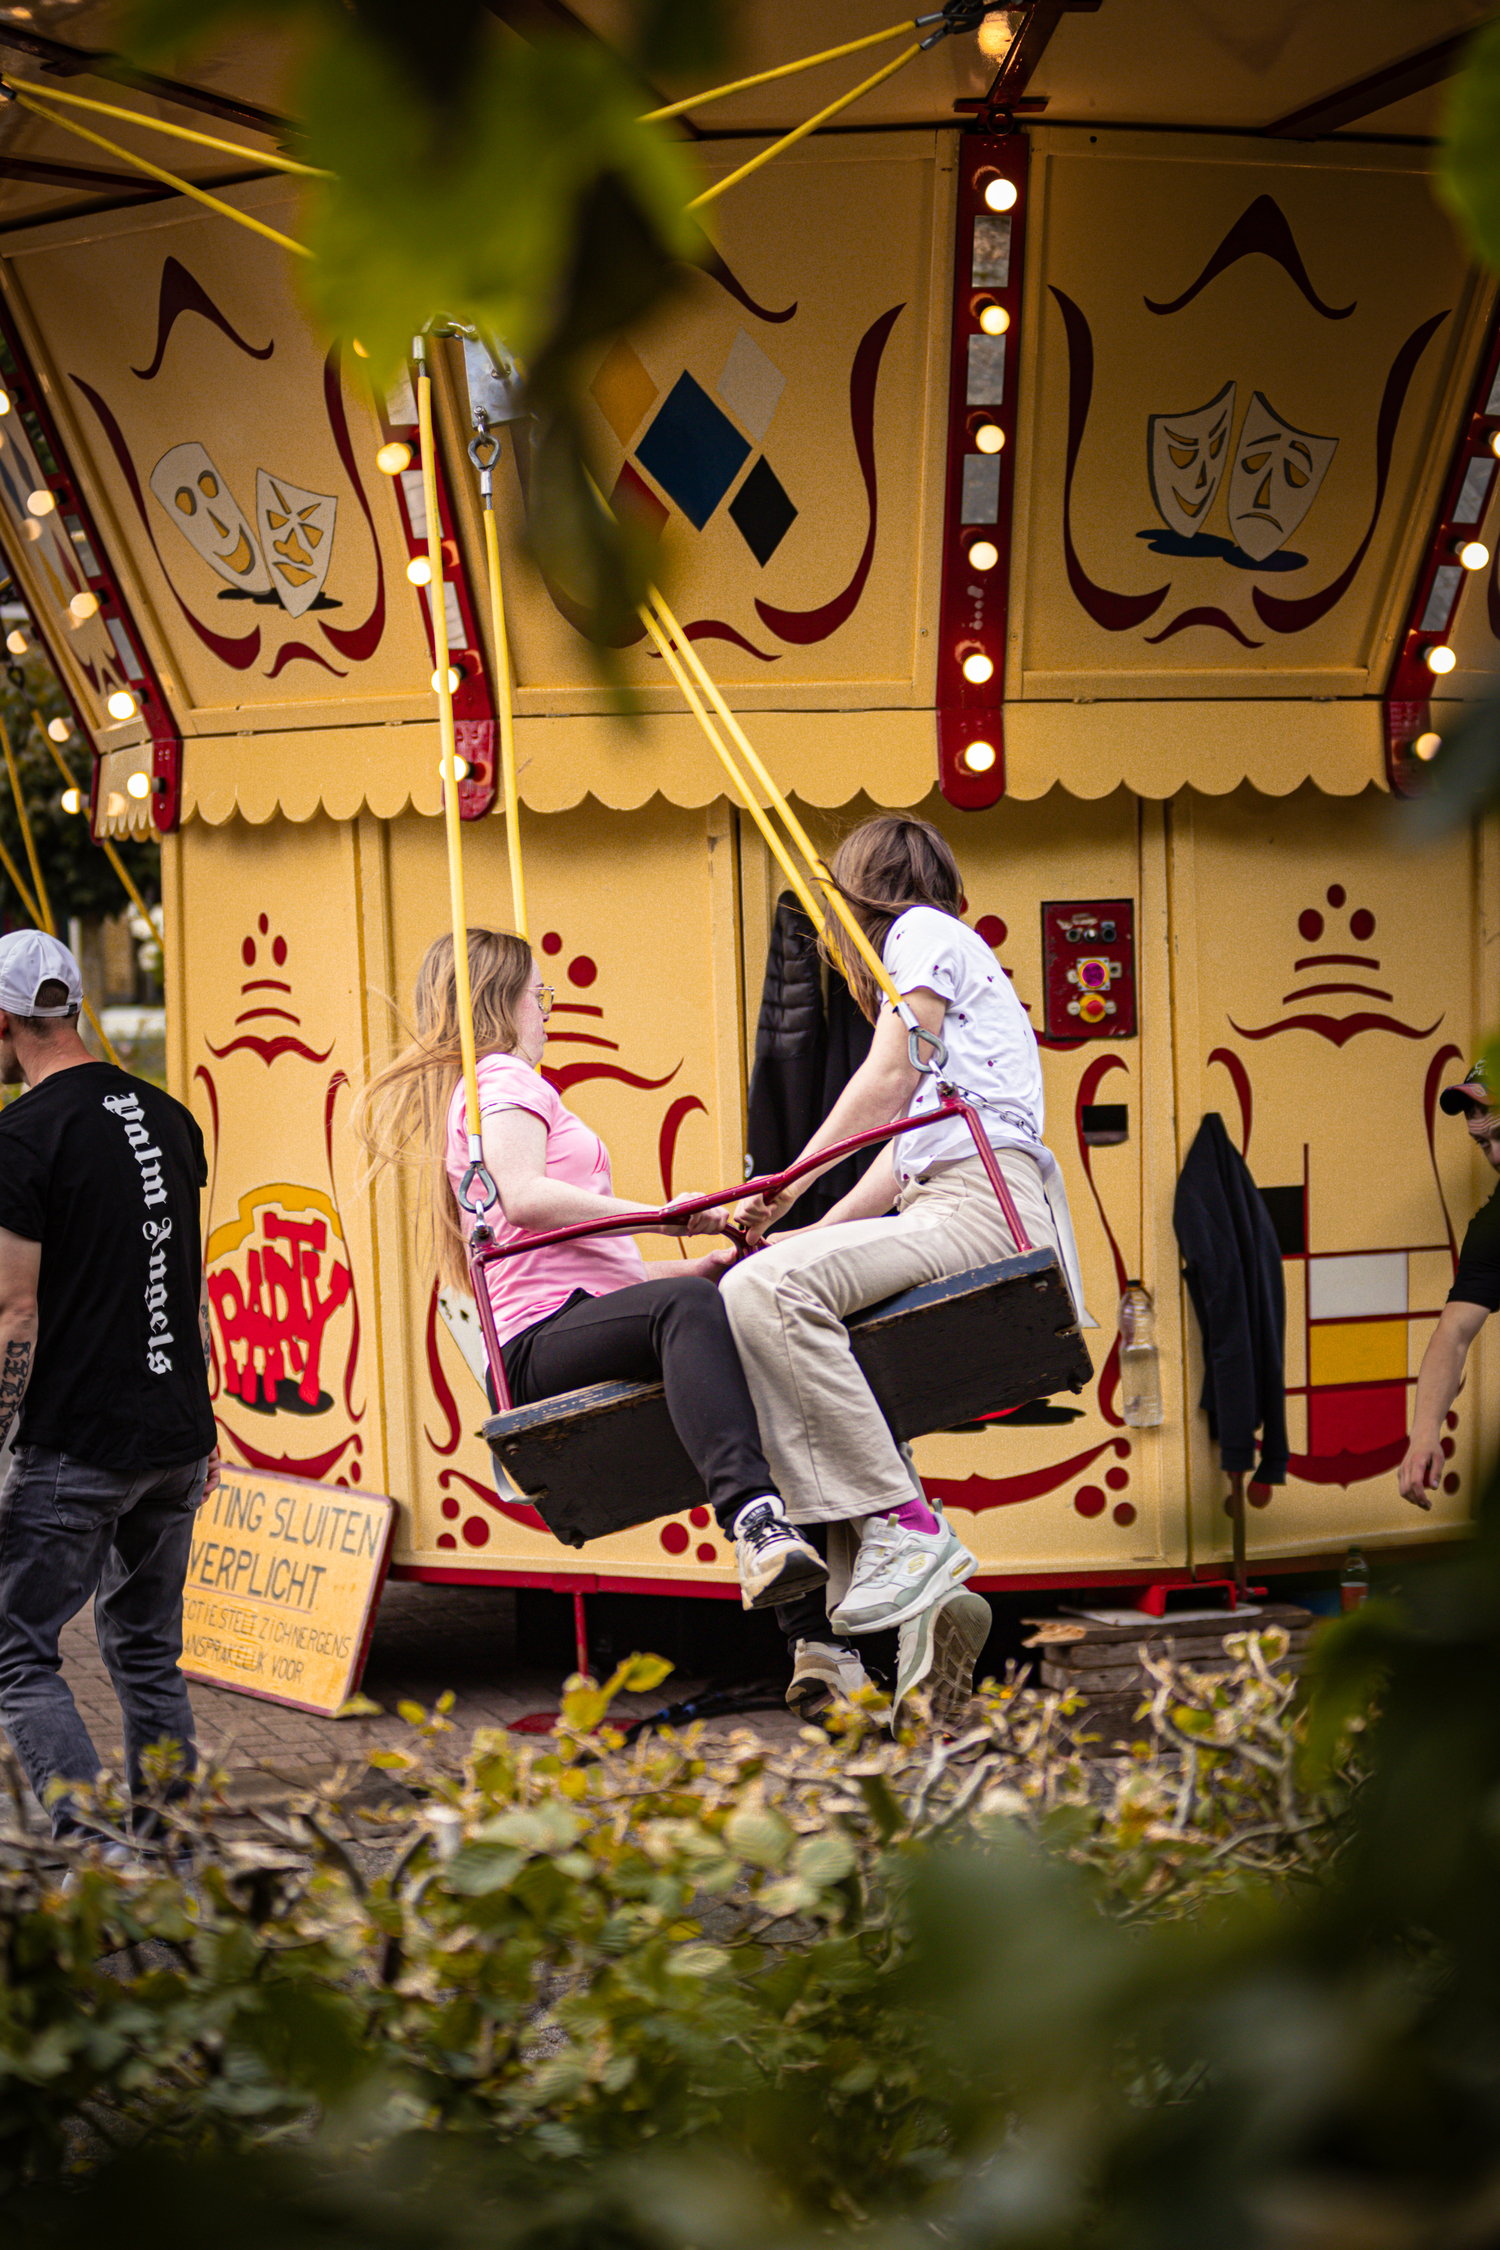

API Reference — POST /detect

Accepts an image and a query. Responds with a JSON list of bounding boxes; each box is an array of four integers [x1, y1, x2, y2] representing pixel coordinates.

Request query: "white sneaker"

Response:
[[829, 1513, 976, 1635], [786, 1639, 871, 1719], [895, 1590, 992, 1728], [733, 1500, 829, 1612]]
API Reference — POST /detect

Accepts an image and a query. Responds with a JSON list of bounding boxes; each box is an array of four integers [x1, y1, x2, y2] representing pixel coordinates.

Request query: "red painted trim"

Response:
[[1384, 298, 1500, 794], [0, 297, 182, 830], [936, 131, 1027, 808], [377, 374, 497, 819], [390, 1563, 742, 1599]]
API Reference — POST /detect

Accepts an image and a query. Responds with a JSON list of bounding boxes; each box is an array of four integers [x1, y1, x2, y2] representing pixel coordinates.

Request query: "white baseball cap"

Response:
[[0, 929, 83, 1018]]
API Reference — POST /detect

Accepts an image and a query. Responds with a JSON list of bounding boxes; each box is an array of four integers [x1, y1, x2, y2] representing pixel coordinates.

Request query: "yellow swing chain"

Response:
[[640, 19, 922, 122], [415, 340, 492, 1216], [466, 420, 527, 943], [0, 75, 332, 176], [685, 41, 923, 212]]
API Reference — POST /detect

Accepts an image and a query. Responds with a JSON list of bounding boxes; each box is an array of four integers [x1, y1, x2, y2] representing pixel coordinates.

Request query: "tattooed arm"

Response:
[[0, 1225, 40, 1450]]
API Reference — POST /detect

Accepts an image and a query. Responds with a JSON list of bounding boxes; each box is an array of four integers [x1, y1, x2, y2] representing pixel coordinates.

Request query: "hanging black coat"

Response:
[[746, 891, 875, 1224], [1172, 1112, 1289, 1484]]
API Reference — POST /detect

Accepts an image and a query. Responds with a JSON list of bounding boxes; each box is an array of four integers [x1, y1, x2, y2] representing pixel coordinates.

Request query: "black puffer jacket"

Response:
[[746, 892, 876, 1223]]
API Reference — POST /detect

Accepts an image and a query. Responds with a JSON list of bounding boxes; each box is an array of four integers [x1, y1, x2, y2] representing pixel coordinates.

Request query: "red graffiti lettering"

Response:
[[209, 1212, 352, 1409]]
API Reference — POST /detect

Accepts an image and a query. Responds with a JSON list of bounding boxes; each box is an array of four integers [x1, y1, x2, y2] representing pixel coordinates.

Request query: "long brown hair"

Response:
[[823, 816, 964, 1021], [352, 928, 533, 1290]]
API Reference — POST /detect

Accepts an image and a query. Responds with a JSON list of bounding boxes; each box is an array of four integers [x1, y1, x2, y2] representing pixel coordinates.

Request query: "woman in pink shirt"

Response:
[[355, 929, 824, 1613]]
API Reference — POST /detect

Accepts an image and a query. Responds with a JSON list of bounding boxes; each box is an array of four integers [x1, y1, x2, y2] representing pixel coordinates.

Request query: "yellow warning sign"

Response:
[[179, 1469, 395, 1716]]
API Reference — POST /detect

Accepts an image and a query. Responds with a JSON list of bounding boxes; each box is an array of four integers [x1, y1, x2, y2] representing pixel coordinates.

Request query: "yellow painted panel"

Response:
[[1308, 1320, 1408, 1387], [1010, 131, 1487, 704]]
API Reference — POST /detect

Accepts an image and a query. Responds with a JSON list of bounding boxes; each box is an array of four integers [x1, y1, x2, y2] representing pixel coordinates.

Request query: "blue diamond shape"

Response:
[[635, 373, 751, 531]]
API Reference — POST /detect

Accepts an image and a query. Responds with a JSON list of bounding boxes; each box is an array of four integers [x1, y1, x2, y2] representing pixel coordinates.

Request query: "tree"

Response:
[[0, 646, 160, 938]]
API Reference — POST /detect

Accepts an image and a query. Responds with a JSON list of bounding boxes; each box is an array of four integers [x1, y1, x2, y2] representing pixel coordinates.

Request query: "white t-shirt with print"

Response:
[[883, 904, 1044, 1181]]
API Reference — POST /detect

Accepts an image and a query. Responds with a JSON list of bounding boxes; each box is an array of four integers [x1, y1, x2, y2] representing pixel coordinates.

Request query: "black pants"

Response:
[[502, 1278, 776, 1535]]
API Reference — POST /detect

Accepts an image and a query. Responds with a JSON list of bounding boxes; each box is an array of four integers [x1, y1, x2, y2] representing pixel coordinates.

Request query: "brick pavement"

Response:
[[49, 1576, 804, 1810]]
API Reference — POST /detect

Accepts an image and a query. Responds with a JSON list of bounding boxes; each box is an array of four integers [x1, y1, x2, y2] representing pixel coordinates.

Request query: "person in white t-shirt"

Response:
[[725, 816, 1086, 1718]]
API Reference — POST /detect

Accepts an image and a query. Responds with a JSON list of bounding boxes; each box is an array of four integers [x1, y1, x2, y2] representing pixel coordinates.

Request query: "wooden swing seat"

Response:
[[481, 1246, 1092, 1550]]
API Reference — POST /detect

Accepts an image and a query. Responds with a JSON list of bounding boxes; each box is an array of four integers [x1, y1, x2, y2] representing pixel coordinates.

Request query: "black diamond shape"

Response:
[[729, 456, 797, 567]]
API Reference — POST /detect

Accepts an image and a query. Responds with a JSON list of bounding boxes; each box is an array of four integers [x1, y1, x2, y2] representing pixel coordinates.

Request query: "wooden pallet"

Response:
[[484, 1248, 1092, 1550], [1026, 1603, 1317, 1698]]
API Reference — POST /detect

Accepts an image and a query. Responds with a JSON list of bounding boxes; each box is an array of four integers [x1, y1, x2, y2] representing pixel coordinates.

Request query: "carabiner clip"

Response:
[[459, 1158, 500, 1220], [468, 411, 502, 497], [897, 1000, 948, 1079]]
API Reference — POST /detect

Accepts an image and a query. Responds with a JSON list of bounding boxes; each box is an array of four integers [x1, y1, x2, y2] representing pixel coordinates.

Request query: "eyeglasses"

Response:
[[536, 984, 554, 1020]]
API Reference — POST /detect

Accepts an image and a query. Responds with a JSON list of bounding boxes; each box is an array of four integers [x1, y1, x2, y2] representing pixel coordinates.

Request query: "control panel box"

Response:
[[1041, 898, 1137, 1043]]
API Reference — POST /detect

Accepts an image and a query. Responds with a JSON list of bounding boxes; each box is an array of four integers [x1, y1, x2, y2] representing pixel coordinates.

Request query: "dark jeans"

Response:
[[0, 1445, 207, 1837], [503, 1277, 777, 1534]]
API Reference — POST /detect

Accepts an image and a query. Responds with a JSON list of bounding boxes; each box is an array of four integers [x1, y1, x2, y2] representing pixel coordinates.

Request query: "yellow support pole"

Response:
[[686, 42, 922, 212], [416, 347, 484, 1146], [5, 87, 314, 260], [480, 501, 527, 943], [34, 717, 157, 932], [645, 587, 904, 1011], [641, 20, 917, 123], [0, 76, 332, 176], [639, 606, 833, 948], [0, 712, 53, 937]]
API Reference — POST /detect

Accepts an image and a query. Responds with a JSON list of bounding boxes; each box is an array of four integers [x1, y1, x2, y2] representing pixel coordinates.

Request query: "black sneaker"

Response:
[[733, 1501, 829, 1612]]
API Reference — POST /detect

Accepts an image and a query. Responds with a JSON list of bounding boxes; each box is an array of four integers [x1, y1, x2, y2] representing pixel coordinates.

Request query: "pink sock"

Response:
[[893, 1495, 938, 1534]]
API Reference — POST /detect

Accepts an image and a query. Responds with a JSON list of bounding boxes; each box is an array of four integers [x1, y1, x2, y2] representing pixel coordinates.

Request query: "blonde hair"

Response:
[[352, 928, 533, 1290], [824, 816, 964, 1022]]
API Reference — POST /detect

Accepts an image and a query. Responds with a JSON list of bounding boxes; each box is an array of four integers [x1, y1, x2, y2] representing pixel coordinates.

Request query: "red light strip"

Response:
[[0, 296, 182, 832], [377, 378, 497, 821], [1385, 302, 1500, 797], [935, 130, 1027, 810]]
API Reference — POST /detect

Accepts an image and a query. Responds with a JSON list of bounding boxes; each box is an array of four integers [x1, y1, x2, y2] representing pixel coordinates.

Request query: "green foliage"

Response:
[[0, 649, 159, 933], [0, 1629, 1335, 2208], [120, 0, 723, 647], [1441, 18, 1500, 275]]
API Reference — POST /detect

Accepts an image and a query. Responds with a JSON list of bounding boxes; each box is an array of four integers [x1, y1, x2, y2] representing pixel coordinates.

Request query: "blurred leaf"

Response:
[[1441, 18, 1500, 273]]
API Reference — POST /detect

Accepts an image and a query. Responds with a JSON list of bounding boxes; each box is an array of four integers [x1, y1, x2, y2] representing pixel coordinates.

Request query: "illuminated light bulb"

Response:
[[60, 787, 81, 814], [69, 589, 98, 620], [431, 667, 460, 694], [26, 489, 54, 516], [978, 303, 1010, 336], [1459, 540, 1490, 571], [1414, 731, 1443, 761], [984, 176, 1018, 213], [47, 717, 70, 742], [377, 441, 413, 474], [1425, 643, 1457, 675], [406, 555, 433, 584], [351, 338, 369, 359], [106, 791, 125, 816], [961, 650, 995, 684], [1491, 431, 1500, 459], [974, 422, 1004, 454], [438, 755, 470, 781], [962, 740, 997, 773], [126, 770, 151, 799], [107, 688, 137, 719], [4, 630, 25, 656], [0, 388, 12, 414], [968, 539, 1000, 571]]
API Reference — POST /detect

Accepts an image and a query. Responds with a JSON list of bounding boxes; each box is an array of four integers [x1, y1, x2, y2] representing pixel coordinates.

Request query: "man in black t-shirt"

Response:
[[0, 931, 217, 1839], [1400, 1058, 1500, 1508]]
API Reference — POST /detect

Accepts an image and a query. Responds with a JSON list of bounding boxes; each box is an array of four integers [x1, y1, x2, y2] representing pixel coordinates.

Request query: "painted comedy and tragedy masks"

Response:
[[1146, 381, 1338, 562]]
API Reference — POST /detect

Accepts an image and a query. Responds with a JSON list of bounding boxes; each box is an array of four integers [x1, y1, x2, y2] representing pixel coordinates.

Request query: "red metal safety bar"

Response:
[[467, 1093, 1035, 1412]]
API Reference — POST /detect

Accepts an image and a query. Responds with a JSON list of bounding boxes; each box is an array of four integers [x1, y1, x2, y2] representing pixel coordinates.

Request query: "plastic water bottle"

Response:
[[1340, 1547, 1370, 1612], [1118, 1283, 1164, 1427]]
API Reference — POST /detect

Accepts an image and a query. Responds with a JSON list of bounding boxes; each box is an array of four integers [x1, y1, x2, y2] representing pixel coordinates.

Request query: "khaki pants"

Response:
[[719, 1150, 1058, 1527]]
